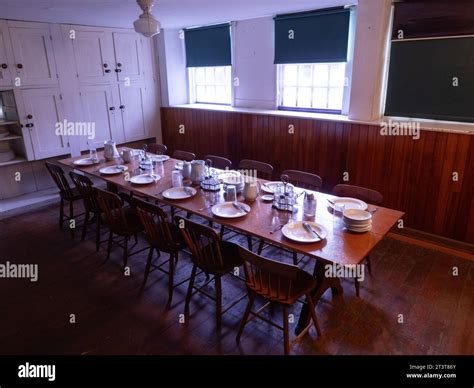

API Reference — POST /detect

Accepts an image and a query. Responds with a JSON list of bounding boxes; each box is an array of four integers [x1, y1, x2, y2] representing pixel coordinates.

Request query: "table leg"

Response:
[[295, 258, 343, 335]]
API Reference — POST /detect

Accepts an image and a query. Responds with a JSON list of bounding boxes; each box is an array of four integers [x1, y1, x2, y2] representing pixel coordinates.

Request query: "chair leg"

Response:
[[283, 306, 290, 355], [236, 292, 255, 343], [95, 214, 101, 252], [123, 236, 129, 269], [354, 277, 360, 297], [366, 255, 372, 276], [306, 293, 322, 337], [257, 240, 265, 255], [133, 233, 138, 245], [247, 235, 252, 251], [167, 252, 176, 307], [292, 252, 298, 265], [185, 265, 197, 314], [81, 211, 89, 241], [106, 231, 113, 261], [220, 225, 225, 239], [215, 275, 222, 330], [59, 198, 64, 229], [141, 247, 154, 293]]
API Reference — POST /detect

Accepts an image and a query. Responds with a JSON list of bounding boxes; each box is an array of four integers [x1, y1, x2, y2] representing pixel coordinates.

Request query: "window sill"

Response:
[[168, 104, 474, 135]]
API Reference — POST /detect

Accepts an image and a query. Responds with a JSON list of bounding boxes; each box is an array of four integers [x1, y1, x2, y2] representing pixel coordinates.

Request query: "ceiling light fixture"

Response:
[[134, 0, 161, 38]]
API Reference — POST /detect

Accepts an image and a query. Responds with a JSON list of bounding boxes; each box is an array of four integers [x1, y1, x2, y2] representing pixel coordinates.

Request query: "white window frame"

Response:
[[188, 66, 232, 105]]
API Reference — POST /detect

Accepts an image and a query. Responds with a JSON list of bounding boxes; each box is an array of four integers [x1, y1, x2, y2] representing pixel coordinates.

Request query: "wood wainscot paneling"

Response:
[[161, 107, 474, 244]]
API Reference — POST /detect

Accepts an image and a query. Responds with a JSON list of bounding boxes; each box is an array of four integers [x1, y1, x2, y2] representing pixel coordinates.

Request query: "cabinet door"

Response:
[[78, 84, 120, 149], [118, 83, 147, 142], [19, 88, 69, 160], [8, 22, 58, 86], [0, 21, 13, 87], [113, 32, 144, 83], [68, 27, 115, 84]]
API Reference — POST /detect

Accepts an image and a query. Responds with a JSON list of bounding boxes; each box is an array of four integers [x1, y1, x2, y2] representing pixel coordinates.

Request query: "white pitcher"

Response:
[[243, 181, 261, 202]]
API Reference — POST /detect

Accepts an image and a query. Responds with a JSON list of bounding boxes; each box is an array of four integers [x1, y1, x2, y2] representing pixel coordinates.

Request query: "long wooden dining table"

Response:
[[59, 152, 404, 334]]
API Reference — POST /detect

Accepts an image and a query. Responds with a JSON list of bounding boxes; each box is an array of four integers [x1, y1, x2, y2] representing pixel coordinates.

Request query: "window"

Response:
[[188, 66, 232, 105], [278, 63, 346, 112]]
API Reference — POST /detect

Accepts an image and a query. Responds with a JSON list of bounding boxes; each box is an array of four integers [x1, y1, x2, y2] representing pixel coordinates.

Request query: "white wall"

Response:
[[233, 17, 277, 110]]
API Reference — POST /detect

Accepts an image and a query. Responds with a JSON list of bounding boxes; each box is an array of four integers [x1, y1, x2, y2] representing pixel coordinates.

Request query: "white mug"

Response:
[[121, 148, 133, 163]]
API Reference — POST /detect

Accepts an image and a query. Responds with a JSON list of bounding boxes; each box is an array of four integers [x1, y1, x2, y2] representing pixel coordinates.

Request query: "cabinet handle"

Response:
[[25, 123, 34, 128], [109, 106, 115, 111], [103, 63, 108, 68], [105, 69, 111, 73], [27, 114, 33, 119], [115, 69, 122, 73], [1, 64, 7, 69], [117, 63, 122, 67], [119, 105, 125, 110], [16, 63, 23, 69]]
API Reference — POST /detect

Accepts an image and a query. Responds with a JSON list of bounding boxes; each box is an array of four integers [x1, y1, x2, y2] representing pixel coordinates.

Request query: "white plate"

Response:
[[343, 209, 372, 222], [261, 182, 294, 194], [329, 197, 368, 211], [282, 221, 327, 243], [218, 170, 242, 183], [130, 174, 160, 185], [261, 194, 274, 202], [99, 165, 128, 175], [211, 202, 251, 218], [73, 158, 98, 166], [346, 224, 372, 233], [150, 155, 170, 162], [162, 186, 197, 199]]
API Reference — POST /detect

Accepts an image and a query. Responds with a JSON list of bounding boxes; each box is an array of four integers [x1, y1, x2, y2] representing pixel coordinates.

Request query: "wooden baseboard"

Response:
[[389, 228, 474, 261]]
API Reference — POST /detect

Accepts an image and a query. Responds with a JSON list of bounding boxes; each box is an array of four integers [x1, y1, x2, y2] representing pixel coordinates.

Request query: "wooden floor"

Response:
[[0, 202, 472, 355]]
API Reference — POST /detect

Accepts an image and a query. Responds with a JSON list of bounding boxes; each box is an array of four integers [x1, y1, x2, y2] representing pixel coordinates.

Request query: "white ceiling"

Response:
[[0, 0, 356, 29]]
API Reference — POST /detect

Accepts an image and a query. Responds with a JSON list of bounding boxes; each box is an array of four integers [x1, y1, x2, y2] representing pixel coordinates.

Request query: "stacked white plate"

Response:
[[343, 209, 372, 233]]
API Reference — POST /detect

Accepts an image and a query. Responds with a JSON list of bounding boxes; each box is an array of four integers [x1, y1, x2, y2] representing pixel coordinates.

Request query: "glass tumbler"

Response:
[[171, 170, 183, 187], [226, 185, 237, 202]]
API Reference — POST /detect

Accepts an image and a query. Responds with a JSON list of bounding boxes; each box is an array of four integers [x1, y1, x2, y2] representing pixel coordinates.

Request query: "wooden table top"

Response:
[[58, 153, 404, 266]]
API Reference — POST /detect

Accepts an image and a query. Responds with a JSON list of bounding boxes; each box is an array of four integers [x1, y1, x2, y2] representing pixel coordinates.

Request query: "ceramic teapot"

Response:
[[243, 180, 261, 202]]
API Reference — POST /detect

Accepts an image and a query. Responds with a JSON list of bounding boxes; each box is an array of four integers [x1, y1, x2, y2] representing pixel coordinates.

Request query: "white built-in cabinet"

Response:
[[0, 21, 159, 161], [17, 88, 69, 159], [7, 21, 59, 86]]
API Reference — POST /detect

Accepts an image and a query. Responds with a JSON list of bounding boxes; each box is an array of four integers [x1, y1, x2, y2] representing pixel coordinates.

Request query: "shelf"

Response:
[[0, 121, 19, 126], [0, 156, 27, 167], [0, 135, 22, 142]]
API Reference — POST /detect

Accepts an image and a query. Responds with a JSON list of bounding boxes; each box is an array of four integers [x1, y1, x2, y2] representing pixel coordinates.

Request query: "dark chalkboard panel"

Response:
[[384, 37, 474, 122]]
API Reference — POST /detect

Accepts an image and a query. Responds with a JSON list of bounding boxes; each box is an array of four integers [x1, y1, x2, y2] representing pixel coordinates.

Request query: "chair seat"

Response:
[[109, 207, 143, 236], [148, 222, 186, 254], [196, 241, 242, 275], [62, 187, 83, 201], [247, 269, 316, 305]]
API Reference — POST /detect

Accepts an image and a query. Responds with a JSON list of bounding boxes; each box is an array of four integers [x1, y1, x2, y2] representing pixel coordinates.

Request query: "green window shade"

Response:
[[185, 24, 232, 68], [274, 8, 350, 64], [384, 38, 474, 123]]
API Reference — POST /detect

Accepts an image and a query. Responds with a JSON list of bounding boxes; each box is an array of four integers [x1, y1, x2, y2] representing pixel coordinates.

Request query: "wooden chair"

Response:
[[172, 150, 196, 161], [332, 184, 384, 296], [238, 159, 274, 180], [69, 171, 104, 251], [95, 188, 145, 269], [177, 217, 245, 330], [148, 143, 168, 155], [236, 246, 321, 355], [45, 162, 83, 234], [131, 197, 184, 305], [204, 155, 232, 170], [282, 169, 323, 191]]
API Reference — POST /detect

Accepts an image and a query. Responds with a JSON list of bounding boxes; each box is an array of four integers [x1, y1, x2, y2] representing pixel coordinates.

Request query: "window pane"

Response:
[[282, 87, 297, 106], [196, 85, 206, 102], [205, 86, 216, 102], [205, 67, 215, 84], [215, 67, 225, 84], [297, 87, 312, 108], [215, 86, 226, 102], [328, 88, 343, 110], [195, 68, 206, 85], [313, 64, 329, 87], [298, 65, 312, 87], [329, 64, 345, 87], [283, 65, 298, 85], [312, 88, 328, 109]]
